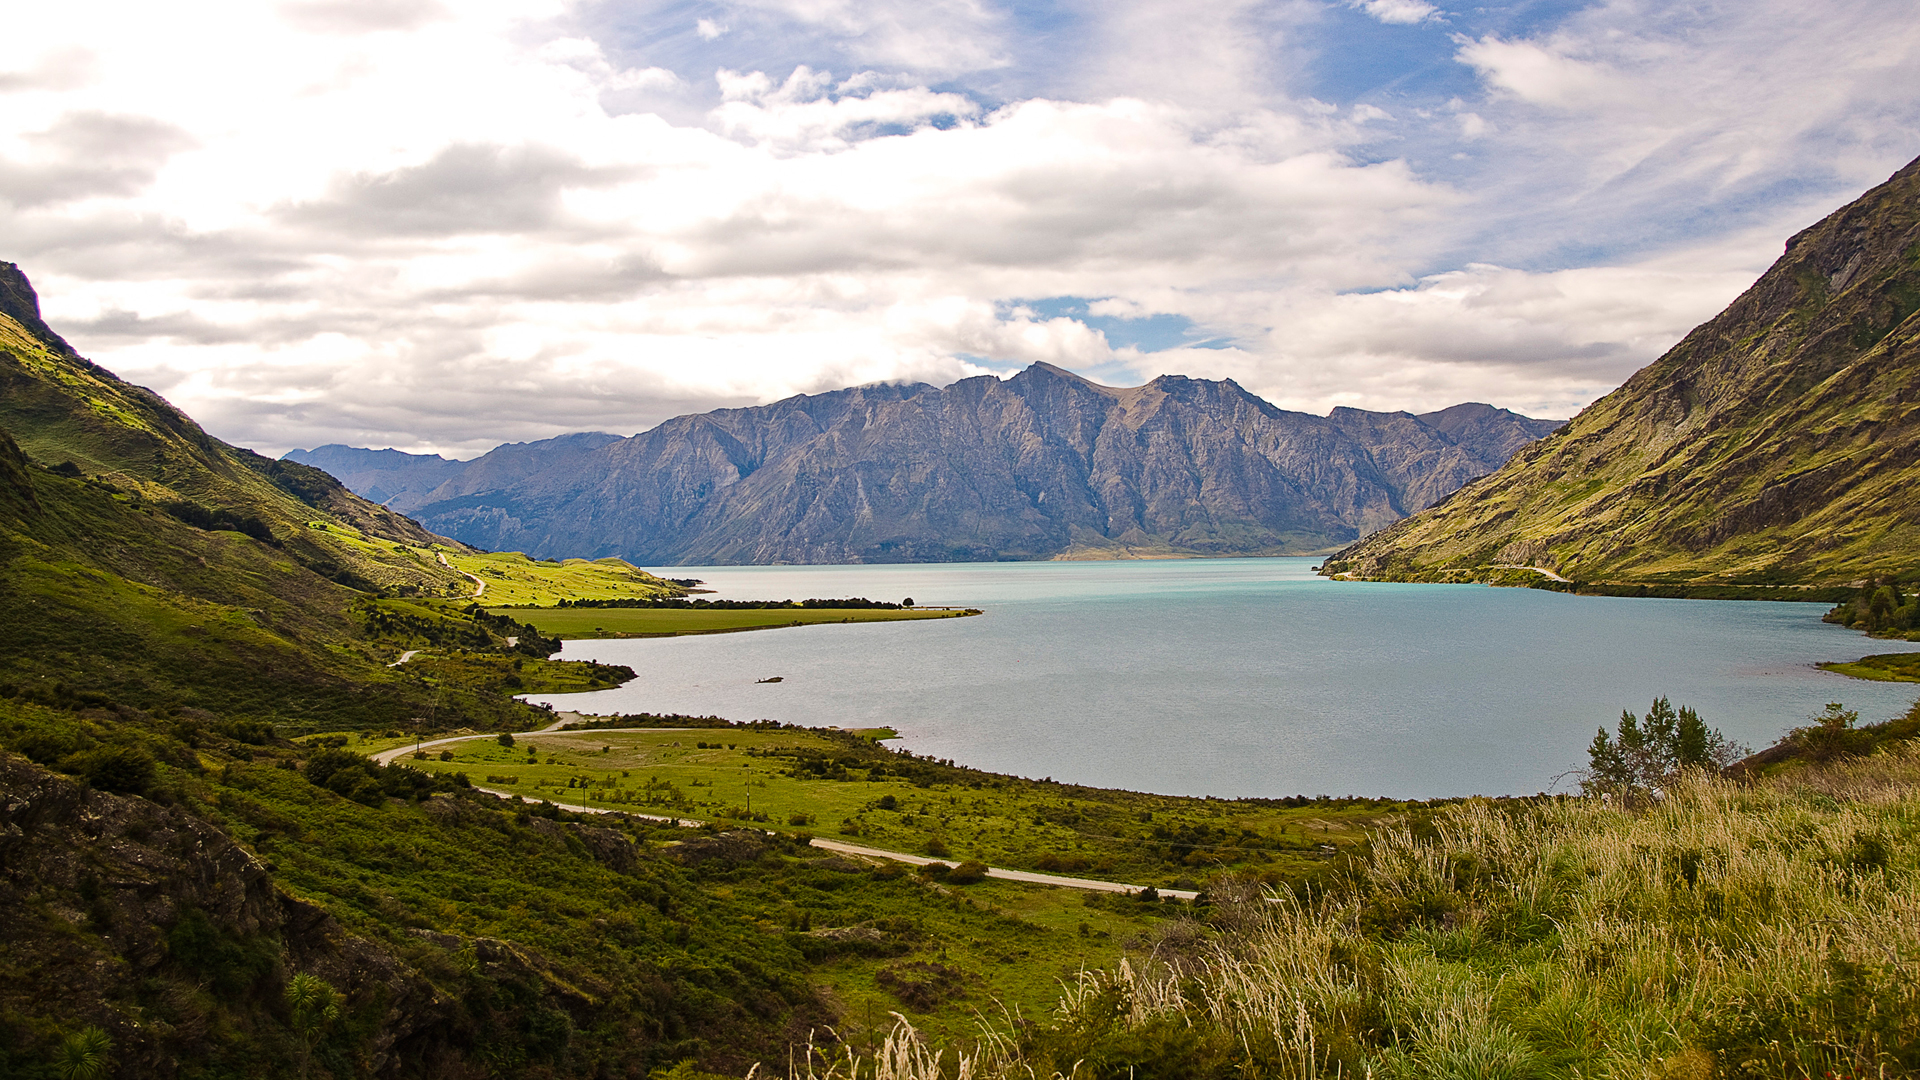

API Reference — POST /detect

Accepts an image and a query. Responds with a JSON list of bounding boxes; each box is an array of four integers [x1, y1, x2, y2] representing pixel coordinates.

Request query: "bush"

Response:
[[498, 732, 516, 748], [1788, 703, 1870, 761], [947, 859, 988, 885], [72, 745, 156, 796]]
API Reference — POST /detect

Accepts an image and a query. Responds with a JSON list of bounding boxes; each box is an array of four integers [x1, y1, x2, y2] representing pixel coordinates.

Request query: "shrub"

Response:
[[947, 859, 988, 885], [497, 732, 516, 748], [73, 745, 156, 796], [1788, 703, 1869, 761]]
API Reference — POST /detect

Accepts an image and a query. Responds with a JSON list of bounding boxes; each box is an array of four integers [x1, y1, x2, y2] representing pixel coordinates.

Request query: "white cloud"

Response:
[[1350, 0, 1440, 26], [695, 18, 727, 41]]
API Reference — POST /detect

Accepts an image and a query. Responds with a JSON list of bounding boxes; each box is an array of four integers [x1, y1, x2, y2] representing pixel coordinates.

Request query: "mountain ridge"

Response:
[[290, 367, 1559, 564], [1322, 153, 1920, 588]]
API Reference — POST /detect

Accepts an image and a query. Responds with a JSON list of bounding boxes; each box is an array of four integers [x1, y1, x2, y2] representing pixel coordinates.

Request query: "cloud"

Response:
[[276, 143, 615, 238], [1, 0, 1916, 459], [1349, 0, 1441, 26], [0, 47, 97, 93], [0, 111, 196, 208], [696, 19, 728, 40], [723, 0, 1010, 76], [278, 0, 450, 35]]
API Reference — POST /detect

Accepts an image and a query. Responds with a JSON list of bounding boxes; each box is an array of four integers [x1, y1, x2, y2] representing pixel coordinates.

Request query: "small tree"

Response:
[[54, 1027, 111, 1080], [286, 973, 341, 1079], [1584, 696, 1747, 796], [497, 732, 515, 748], [1788, 702, 1864, 761]]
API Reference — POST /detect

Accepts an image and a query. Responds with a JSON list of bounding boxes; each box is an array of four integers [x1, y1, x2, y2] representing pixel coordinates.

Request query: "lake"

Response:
[[523, 558, 1920, 799]]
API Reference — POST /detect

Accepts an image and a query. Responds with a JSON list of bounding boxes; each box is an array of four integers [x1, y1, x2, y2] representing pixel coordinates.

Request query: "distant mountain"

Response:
[[1323, 153, 1920, 588], [290, 366, 1559, 563], [286, 432, 620, 510]]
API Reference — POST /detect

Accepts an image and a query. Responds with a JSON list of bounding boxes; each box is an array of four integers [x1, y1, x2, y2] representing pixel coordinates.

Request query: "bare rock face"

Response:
[[1325, 153, 1920, 586], [294, 366, 1557, 563]]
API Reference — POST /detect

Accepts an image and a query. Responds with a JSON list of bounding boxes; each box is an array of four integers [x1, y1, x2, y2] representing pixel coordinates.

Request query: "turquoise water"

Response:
[[525, 558, 1920, 799]]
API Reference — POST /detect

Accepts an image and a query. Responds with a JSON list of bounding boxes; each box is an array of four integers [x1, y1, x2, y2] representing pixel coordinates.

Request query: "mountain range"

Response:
[[1324, 153, 1920, 589], [289, 370, 1559, 564]]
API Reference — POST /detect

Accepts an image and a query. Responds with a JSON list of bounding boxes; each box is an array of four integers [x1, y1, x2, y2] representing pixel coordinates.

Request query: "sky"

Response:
[[4, 0, 1918, 458]]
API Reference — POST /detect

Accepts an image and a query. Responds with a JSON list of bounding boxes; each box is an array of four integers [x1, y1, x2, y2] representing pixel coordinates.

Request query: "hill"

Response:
[[290, 368, 1558, 564], [1323, 154, 1920, 590]]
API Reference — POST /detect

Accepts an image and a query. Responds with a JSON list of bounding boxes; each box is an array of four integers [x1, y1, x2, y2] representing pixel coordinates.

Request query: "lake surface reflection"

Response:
[[525, 558, 1920, 799]]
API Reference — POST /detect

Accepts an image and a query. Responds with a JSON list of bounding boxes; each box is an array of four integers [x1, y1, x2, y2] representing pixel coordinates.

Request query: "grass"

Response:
[[443, 550, 683, 606], [1820, 651, 1920, 681], [795, 746, 1920, 1080], [405, 727, 1405, 890], [494, 606, 978, 638]]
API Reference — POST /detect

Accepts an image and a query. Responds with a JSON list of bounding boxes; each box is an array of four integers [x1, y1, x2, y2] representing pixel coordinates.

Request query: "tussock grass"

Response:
[[796, 748, 1920, 1079]]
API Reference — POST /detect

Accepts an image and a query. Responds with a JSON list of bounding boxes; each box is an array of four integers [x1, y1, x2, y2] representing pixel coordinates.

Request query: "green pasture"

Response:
[[492, 605, 977, 638], [403, 727, 1395, 888], [443, 550, 682, 606]]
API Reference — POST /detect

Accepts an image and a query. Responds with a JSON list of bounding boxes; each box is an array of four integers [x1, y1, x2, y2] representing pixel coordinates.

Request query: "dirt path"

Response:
[[437, 550, 486, 597], [372, 718, 1195, 898], [388, 649, 421, 668], [811, 838, 1199, 899]]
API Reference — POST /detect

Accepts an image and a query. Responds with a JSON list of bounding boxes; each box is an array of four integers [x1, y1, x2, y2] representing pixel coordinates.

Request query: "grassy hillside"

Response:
[[773, 740, 1920, 1080], [1324, 155, 1920, 591], [441, 550, 683, 605]]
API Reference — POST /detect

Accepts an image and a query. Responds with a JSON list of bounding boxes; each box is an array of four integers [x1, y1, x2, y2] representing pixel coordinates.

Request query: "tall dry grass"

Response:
[[784, 746, 1920, 1079]]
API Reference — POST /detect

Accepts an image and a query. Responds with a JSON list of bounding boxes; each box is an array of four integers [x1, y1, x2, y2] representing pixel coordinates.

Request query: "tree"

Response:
[[286, 973, 340, 1079], [54, 1027, 111, 1080], [1788, 702, 1863, 761], [1583, 696, 1748, 796], [497, 732, 515, 748]]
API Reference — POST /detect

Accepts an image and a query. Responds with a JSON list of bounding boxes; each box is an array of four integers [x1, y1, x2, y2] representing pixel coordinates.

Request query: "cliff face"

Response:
[[1325, 154, 1920, 587], [295, 367, 1557, 563]]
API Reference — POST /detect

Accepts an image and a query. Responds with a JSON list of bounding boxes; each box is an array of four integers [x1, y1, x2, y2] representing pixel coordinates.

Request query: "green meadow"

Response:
[[391, 725, 1406, 890], [442, 550, 684, 606]]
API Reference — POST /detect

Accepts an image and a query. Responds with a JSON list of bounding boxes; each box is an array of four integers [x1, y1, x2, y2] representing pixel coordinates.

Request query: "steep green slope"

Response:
[[1324, 155, 1920, 588]]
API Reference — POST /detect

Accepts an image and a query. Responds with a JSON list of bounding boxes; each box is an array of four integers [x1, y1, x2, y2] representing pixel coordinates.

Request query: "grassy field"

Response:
[[494, 606, 978, 638], [443, 550, 684, 605], [398, 726, 1403, 890]]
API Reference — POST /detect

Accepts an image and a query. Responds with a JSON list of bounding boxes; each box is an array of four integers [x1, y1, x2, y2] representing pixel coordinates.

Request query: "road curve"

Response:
[[368, 718, 1197, 899], [436, 550, 487, 597]]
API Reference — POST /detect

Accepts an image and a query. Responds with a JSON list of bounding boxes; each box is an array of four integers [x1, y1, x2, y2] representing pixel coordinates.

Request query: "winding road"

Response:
[[437, 551, 487, 598], [372, 717, 1199, 899]]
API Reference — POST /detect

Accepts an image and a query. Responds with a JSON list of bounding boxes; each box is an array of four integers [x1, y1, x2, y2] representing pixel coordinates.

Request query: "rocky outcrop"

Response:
[[1325, 154, 1920, 587], [293, 367, 1556, 563]]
